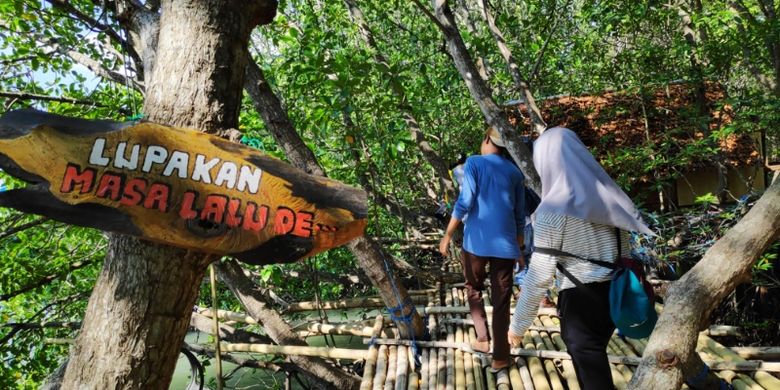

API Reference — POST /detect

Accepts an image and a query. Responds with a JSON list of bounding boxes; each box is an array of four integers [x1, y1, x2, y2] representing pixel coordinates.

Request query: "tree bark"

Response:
[[477, 0, 546, 135], [244, 60, 425, 338], [342, 0, 457, 202], [217, 260, 361, 390], [415, 0, 541, 194], [60, 1, 277, 388], [629, 176, 780, 389]]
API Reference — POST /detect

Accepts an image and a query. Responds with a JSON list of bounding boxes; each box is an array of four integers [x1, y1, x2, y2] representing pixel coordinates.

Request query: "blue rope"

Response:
[[685, 364, 709, 388], [381, 252, 422, 369]]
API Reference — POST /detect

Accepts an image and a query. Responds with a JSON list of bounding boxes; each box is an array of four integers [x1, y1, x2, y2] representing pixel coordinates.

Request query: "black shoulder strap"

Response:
[[539, 227, 622, 287]]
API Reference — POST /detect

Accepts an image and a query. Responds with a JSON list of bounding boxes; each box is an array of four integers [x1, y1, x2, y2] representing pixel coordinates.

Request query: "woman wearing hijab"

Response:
[[508, 127, 653, 389], [439, 126, 526, 372]]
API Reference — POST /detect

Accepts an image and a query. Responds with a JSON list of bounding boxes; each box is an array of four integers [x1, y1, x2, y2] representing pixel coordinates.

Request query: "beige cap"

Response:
[[486, 126, 506, 147]]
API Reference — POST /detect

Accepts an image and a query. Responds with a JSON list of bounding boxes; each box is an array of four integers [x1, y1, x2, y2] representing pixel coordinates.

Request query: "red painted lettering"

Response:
[[242, 202, 268, 232], [95, 173, 123, 201], [225, 199, 243, 228], [143, 183, 170, 212], [200, 195, 227, 223], [60, 164, 95, 194], [120, 178, 147, 206], [179, 191, 199, 219], [293, 211, 314, 238], [274, 207, 296, 235]]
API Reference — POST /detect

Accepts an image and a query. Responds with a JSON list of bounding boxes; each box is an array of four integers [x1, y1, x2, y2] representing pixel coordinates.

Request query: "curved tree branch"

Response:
[[629, 177, 780, 389]]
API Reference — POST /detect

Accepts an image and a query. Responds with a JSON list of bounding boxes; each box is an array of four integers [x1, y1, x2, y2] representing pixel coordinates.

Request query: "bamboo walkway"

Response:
[[356, 262, 780, 390]]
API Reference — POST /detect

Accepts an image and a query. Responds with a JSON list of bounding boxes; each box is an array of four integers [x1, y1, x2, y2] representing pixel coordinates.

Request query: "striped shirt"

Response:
[[510, 212, 630, 336]]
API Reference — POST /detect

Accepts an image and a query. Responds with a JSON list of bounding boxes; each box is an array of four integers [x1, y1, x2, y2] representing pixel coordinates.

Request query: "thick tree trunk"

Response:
[[217, 260, 361, 390], [343, 0, 457, 202], [416, 0, 541, 194], [629, 176, 780, 389], [61, 1, 277, 388], [244, 61, 426, 338]]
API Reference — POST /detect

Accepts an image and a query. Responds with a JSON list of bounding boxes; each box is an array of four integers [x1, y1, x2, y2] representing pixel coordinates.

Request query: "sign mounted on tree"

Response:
[[0, 109, 367, 265]]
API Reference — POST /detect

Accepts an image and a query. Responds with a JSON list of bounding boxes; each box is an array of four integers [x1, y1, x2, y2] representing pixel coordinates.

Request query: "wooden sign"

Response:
[[0, 109, 367, 265]]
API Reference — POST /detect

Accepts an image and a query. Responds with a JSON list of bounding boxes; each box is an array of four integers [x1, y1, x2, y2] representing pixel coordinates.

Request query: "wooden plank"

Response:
[[385, 346, 397, 390], [396, 346, 408, 390], [0, 109, 367, 265]]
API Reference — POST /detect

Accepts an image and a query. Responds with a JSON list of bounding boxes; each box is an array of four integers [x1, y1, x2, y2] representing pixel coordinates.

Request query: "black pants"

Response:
[[559, 280, 616, 390]]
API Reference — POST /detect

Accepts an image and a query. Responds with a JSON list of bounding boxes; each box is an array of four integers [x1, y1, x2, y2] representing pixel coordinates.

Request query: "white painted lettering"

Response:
[[192, 155, 220, 184], [237, 165, 262, 194], [88, 138, 110, 167], [214, 162, 237, 189], [142, 145, 168, 173], [114, 142, 140, 170], [163, 151, 189, 178]]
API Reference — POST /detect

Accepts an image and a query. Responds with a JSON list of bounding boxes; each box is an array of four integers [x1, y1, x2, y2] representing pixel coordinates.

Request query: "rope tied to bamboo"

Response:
[[381, 251, 424, 369]]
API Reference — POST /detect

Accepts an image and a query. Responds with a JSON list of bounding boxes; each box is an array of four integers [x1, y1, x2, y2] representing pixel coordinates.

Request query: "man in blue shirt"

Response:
[[439, 126, 526, 372]]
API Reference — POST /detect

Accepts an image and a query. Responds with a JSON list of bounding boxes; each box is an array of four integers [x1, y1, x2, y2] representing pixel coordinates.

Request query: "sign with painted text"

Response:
[[0, 109, 367, 264]]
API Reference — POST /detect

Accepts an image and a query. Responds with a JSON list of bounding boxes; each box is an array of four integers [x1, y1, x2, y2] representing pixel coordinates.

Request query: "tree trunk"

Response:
[[61, 1, 277, 388], [416, 0, 541, 194], [343, 0, 457, 202], [217, 260, 361, 390], [244, 60, 426, 338], [629, 176, 780, 389]]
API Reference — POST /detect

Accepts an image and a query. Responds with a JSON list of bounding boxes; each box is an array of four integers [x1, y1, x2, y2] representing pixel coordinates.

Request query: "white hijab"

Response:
[[533, 127, 655, 235]]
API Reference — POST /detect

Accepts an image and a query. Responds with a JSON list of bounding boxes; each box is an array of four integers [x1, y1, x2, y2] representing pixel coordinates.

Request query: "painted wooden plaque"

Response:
[[0, 109, 367, 265]]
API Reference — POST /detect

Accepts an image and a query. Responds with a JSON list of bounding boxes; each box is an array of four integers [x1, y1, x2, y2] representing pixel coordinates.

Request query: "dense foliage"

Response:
[[1, 0, 778, 388]]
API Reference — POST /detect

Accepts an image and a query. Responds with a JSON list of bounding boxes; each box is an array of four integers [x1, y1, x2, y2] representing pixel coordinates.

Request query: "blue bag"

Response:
[[536, 228, 657, 339]]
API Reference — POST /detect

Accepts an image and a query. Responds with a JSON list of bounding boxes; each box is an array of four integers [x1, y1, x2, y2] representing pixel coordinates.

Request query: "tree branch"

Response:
[[0, 91, 120, 111], [343, 0, 456, 202], [0, 259, 97, 301], [0, 217, 47, 240], [629, 177, 780, 388], [478, 0, 546, 134], [414, 0, 542, 193]]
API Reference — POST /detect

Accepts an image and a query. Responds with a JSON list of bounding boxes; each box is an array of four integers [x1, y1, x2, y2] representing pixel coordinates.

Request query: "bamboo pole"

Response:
[[606, 341, 632, 389], [509, 360, 524, 389], [429, 347, 439, 390], [287, 296, 428, 312], [698, 333, 780, 388], [408, 372, 419, 390], [301, 322, 396, 338], [522, 333, 552, 390], [363, 338, 780, 372], [455, 323, 466, 389], [420, 348, 429, 390], [385, 346, 398, 390], [361, 316, 386, 390], [424, 306, 557, 316], [530, 329, 564, 390], [220, 343, 367, 360], [209, 264, 224, 390], [437, 341, 447, 390], [516, 358, 535, 390], [495, 369, 510, 390], [373, 345, 389, 390], [446, 325, 456, 390], [540, 316, 579, 390], [396, 345, 409, 390], [468, 327, 485, 390], [729, 347, 780, 360]]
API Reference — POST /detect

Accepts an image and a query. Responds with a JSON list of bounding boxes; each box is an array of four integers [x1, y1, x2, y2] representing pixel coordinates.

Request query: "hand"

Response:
[[438, 235, 451, 257], [516, 252, 525, 270], [508, 331, 523, 348]]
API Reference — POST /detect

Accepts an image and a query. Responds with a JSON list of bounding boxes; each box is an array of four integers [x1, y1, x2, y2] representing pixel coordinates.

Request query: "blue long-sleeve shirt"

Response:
[[452, 154, 526, 260]]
